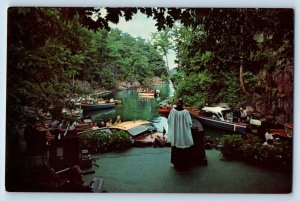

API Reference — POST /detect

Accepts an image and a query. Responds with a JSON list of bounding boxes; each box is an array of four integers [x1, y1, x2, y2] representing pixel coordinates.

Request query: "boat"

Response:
[[190, 106, 250, 133], [137, 88, 160, 97], [138, 92, 155, 97], [80, 102, 115, 111], [270, 123, 293, 139], [114, 99, 122, 104], [109, 120, 169, 147], [158, 107, 172, 115], [159, 106, 249, 133], [97, 99, 122, 104]]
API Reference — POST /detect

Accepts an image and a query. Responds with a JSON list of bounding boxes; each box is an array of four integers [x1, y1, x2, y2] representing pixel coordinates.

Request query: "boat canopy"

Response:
[[202, 106, 231, 114], [202, 106, 233, 121], [109, 120, 152, 137], [128, 125, 149, 136]]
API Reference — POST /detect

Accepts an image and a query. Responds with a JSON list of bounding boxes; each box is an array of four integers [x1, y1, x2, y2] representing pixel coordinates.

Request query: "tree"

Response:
[[151, 28, 173, 72], [7, 8, 89, 123], [172, 9, 293, 107]]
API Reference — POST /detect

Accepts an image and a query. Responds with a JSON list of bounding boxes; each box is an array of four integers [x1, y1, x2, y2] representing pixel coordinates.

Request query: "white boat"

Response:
[[193, 106, 250, 133]]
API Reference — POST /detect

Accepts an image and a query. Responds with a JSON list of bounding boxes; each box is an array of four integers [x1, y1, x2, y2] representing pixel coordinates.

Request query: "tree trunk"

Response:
[[239, 25, 248, 94], [239, 55, 248, 94], [165, 52, 169, 73]]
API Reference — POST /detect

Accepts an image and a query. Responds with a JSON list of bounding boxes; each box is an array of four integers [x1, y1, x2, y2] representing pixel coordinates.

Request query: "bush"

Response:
[[79, 129, 132, 153], [218, 135, 244, 159], [219, 134, 292, 168]]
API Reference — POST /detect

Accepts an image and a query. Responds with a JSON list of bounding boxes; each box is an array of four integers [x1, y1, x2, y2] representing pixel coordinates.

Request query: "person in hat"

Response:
[[167, 98, 194, 169]]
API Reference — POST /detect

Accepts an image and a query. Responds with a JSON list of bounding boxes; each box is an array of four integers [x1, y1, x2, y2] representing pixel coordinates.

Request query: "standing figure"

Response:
[[167, 98, 194, 169]]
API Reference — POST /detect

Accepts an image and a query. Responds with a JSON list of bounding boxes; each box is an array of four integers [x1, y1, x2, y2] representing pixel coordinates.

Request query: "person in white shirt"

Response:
[[263, 129, 274, 146], [168, 98, 194, 169]]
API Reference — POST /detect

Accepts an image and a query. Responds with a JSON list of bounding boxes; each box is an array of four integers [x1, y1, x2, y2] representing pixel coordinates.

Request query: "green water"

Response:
[[84, 83, 237, 137], [85, 83, 174, 132]]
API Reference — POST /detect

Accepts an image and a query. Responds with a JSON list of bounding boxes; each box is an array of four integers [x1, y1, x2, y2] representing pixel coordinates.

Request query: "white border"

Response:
[[0, 1, 298, 201]]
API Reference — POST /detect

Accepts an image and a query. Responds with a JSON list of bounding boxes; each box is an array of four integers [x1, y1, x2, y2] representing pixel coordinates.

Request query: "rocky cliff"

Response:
[[254, 62, 293, 123]]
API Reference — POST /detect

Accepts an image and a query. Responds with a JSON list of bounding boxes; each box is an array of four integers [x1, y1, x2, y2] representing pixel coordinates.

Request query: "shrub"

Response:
[[79, 129, 132, 153], [219, 134, 292, 169], [218, 135, 244, 159]]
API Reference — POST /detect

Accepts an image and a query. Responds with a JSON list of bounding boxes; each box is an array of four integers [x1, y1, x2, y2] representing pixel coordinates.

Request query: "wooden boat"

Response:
[[109, 120, 168, 146], [270, 123, 293, 139], [80, 102, 115, 111], [97, 99, 122, 104], [158, 107, 172, 114], [114, 99, 122, 104], [137, 88, 160, 97], [138, 92, 155, 96]]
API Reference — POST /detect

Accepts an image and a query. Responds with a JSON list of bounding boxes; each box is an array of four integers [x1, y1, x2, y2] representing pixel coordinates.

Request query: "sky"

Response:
[[108, 11, 177, 70]]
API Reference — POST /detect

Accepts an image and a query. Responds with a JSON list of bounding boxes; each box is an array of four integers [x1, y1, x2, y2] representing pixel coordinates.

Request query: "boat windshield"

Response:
[[221, 110, 234, 122]]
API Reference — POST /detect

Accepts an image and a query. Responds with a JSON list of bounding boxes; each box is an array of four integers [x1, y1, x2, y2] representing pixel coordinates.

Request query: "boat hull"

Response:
[[194, 115, 249, 133], [158, 107, 171, 114], [138, 92, 155, 96], [80, 103, 115, 111]]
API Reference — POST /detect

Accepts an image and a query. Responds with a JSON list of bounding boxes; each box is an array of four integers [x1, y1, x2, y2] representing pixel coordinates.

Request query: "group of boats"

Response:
[[44, 85, 293, 147], [73, 88, 159, 113], [158, 104, 293, 139]]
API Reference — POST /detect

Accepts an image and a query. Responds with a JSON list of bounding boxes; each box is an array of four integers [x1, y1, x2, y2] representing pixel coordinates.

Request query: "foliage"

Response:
[[79, 129, 132, 153], [7, 8, 167, 125], [172, 8, 293, 113], [7, 7, 294, 126], [152, 28, 173, 71], [218, 135, 245, 159], [175, 70, 213, 108], [219, 134, 292, 168], [170, 70, 184, 87], [7, 8, 88, 124], [219, 72, 239, 105]]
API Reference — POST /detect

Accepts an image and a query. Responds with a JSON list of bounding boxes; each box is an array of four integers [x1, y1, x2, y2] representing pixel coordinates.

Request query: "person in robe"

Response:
[[167, 98, 194, 169]]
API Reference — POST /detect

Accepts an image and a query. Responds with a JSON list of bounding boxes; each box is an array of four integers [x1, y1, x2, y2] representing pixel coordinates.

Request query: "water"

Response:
[[84, 83, 232, 138], [85, 83, 174, 132]]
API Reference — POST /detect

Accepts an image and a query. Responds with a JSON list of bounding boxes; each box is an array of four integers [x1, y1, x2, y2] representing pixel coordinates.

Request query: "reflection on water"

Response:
[[85, 83, 174, 132]]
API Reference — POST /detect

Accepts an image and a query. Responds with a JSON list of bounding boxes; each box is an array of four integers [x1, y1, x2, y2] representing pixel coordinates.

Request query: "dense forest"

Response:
[[7, 7, 294, 127], [171, 9, 293, 123], [7, 8, 167, 124]]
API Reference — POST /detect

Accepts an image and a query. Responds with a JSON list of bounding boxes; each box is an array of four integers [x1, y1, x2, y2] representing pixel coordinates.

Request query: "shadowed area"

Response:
[[84, 147, 292, 193]]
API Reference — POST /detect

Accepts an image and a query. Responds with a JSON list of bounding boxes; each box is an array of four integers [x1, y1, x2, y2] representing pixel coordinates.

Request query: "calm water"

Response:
[[85, 83, 175, 132]]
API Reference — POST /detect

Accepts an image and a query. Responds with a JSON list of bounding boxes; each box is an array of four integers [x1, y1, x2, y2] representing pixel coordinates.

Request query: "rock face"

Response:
[[151, 76, 165, 85], [116, 81, 141, 90], [115, 77, 164, 90], [254, 62, 293, 123], [77, 80, 93, 92]]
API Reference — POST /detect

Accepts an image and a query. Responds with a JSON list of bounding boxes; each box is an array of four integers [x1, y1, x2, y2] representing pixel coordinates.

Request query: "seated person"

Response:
[[263, 139, 274, 147], [38, 121, 54, 141], [106, 118, 112, 127], [263, 129, 274, 146], [265, 129, 274, 141], [58, 119, 69, 130], [114, 115, 122, 124], [91, 123, 99, 130], [98, 121, 106, 128]]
